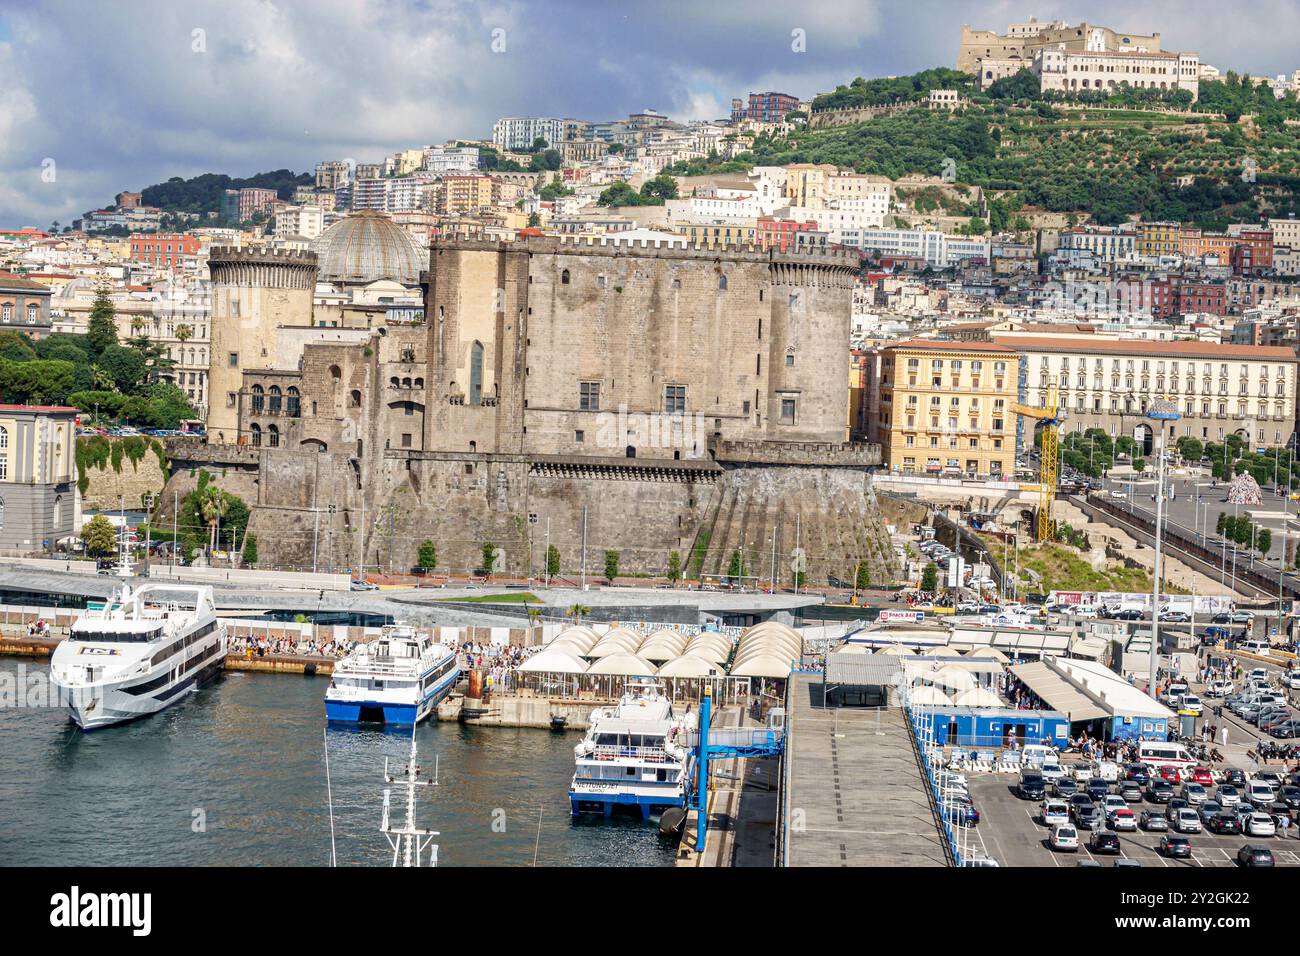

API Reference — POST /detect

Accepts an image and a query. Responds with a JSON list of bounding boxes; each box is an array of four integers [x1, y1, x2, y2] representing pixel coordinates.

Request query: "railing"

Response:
[[583, 744, 672, 763]]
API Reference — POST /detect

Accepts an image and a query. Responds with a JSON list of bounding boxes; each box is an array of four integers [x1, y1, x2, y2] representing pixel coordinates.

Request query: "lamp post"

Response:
[[1147, 399, 1181, 696]]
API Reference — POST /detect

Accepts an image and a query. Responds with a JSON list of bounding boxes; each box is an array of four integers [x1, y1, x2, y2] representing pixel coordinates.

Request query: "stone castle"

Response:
[[164, 220, 894, 584]]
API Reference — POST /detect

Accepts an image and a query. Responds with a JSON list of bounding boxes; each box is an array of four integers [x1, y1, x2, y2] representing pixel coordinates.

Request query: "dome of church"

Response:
[[312, 211, 423, 286]]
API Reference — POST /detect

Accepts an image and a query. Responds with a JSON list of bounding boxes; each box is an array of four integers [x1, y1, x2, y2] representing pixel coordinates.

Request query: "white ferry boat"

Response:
[[325, 625, 459, 727], [49, 584, 226, 731], [569, 679, 694, 819]]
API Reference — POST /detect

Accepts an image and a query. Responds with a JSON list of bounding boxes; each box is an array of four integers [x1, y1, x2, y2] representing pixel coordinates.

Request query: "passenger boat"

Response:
[[325, 624, 459, 726], [49, 583, 226, 730], [569, 679, 694, 818]]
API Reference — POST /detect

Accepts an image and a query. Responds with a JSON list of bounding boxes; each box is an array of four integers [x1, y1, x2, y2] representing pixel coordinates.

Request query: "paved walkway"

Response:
[[782, 673, 948, 866]]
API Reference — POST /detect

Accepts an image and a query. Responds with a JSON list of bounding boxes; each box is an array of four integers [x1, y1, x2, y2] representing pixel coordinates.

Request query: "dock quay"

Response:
[[779, 673, 949, 866], [436, 690, 612, 729]]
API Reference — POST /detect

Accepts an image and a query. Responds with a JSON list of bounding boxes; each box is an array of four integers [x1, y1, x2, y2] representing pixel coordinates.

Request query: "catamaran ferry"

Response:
[[569, 679, 694, 819], [49, 584, 226, 730], [324, 625, 459, 726]]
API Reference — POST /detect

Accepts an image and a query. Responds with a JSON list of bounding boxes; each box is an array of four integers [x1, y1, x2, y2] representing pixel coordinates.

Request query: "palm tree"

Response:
[[89, 364, 114, 390], [568, 603, 591, 624], [199, 485, 229, 553], [175, 323, 193, 346]]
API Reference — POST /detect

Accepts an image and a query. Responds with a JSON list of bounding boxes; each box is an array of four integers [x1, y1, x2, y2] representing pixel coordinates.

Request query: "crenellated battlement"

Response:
[[208, 247, 319, 290]]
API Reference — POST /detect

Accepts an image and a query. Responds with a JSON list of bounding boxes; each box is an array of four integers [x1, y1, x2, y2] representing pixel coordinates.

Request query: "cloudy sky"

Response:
[[2, 0, 1298, 229]]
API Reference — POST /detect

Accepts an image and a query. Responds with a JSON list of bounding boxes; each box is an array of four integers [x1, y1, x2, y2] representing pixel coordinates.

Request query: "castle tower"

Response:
[[205, 248, 317, 443]]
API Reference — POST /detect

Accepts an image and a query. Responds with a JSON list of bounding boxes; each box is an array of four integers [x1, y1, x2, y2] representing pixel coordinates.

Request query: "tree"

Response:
[[481, 542, 499, 578], [666, 550, 682, 585], [241, 532, 258, 565], [603, 549, 620, 583], [727, 548, 743, 579], [546, 544, 561, 578], [99, 344, 147, 392], [418, 540, 437, 571], [1216, 512, 1228, 536], [1257, 527, 1272, 558], [568, 603, 591, 623], [175, 323, 193, 345], [855, 560, 871, 591], [199, 484, 230, 552], [87, 287, 118, 356], [1132, 458, 1147, 473], [1176, 436, 1203, 463], [921, 561, 939, 592], [81, 514, 117, 556]]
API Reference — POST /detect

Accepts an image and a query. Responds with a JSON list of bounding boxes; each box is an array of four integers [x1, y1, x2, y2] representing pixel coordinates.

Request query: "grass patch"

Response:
[[440, 592, 541, 604]]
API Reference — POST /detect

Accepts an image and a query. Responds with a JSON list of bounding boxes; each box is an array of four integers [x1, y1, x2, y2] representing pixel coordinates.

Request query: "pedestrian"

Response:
[[1220, 725, 1228, 748]]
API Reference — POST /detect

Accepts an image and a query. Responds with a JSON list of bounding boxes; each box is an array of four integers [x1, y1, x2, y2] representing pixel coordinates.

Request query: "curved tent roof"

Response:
[[586, 652, 658, 676], [909, 685, 954, 706], [729, 654, 794, 679], [518, 649, 590, 674], [657, 655, 722, 679], [879, 644, 921, 656], [953, 687, 1003, 708], [925, 665, 978, 693], [549, 626, 599, 653], [638, 643, 684, 663], [684, 644, 731, 665], [591, 627, 643, 651]]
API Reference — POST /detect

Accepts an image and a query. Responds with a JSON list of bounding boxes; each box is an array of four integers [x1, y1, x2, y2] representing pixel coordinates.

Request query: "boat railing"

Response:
[[584, 744, 674, 763]]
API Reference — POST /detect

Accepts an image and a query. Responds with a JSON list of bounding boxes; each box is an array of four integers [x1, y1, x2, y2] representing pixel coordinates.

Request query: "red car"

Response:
[[1190, 766, 1214, 786], [1159, 766, 1183, 785]]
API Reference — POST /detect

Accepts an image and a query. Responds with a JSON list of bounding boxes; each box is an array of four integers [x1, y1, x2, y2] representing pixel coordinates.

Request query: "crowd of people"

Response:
[[228, 634, 357, 659], [455, 638, 540, 695]]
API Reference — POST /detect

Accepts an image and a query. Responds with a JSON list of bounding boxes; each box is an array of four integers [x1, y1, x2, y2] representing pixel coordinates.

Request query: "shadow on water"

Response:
[[0, 661, 676, 867]]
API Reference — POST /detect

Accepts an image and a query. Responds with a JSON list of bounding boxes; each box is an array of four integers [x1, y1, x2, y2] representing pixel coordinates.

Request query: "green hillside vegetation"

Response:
[[672, 69, 1300, 228], [139, 168, 312, 221]]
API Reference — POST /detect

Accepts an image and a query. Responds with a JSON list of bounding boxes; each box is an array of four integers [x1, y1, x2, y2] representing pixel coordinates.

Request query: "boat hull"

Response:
[[568, 789, 687, 819], [63, 655, 225, 731], [325, 668, 459, 727]]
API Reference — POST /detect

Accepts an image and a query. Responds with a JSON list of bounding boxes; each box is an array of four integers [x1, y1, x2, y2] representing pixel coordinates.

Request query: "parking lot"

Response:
[[966, 774, 1300, 867]]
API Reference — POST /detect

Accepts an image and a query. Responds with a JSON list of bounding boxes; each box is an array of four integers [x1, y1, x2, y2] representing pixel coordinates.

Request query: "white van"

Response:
[[1020, 744, 1055, 768], [1241, 640, 1272, 656]]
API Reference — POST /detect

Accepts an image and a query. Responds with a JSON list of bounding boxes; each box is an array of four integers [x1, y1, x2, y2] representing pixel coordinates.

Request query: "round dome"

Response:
[[312, 211, 423, 285]]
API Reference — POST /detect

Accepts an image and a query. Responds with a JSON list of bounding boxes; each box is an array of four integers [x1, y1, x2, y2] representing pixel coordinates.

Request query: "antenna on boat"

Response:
[[323, 728, 338, 867], [380, 724, 440, 867]]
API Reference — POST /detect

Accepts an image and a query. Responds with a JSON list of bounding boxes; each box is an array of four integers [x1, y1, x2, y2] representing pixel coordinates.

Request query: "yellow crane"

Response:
[[1012, 379, 1065, 542]]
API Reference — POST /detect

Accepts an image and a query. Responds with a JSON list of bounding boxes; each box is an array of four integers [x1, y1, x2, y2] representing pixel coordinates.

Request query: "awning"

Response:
[[1010, 661, 1107, 722]]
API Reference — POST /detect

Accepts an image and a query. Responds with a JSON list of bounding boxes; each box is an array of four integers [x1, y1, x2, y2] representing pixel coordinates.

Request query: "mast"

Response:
[[380, 726, 440, 867]]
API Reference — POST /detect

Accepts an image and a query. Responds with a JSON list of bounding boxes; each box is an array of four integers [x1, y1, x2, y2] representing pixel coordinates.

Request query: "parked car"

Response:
[[1085, 778, 1111, 800], [1197, 800, 1224, 825], [1173, 808, 1203, 833], [1158, 766, 1183, 785], [1221, 768, 1247, 788], [1041, 800, 1071, 827], [1089, 830, 1122, 855], [1018, 771, 1046, 801], [1190, 766, 1214, 787], [1140, 809, 1169, 832], [1160, 835, 1192, 858], [1049, 824, 1080, 852], [1160, 610, 1190, 623], [1246, 813, 1277, 838], [1207, 813, 1243, 835], [1216, 785, 1242, 807], [1206, 679, 1235, 698], [1124, 763, 1150, 785], [1109, 807, 1137, 832], [1119, 779, 1144, 802], [1181, 782, 1208, 806], [1053, 777, 1080, 798], [1237, 844, 1275, 868], [1277, 785, 1300, 810], [1146, 779, 1174, 803], [1247, 781, 1277, 808]]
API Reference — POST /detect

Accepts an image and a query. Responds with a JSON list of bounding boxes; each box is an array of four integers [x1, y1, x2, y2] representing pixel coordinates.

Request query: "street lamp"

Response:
[[1147, 398, 1181, 696]]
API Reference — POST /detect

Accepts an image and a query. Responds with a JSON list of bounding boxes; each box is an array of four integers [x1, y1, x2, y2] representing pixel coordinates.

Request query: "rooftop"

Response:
[[991, 335, 1298, 361]]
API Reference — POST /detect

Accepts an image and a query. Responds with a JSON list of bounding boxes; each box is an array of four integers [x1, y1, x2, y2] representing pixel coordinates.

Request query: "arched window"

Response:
[[402, 377, 411, 388], [286, 386, 301, 417], [268, 424, 279, 448], [561, 269, 570, 285], [390, 376, 400, 388], [414, 377, 424, 388], [53, 495, 61, 527], [268, 385, 282, 413], [329, 365, 342, 381], [718, 275, 728, 290], [250, 423, 262, 447], [469, 341, 484, 406], [251, 384, 264, 413], [0, 426, 8, 449], [350, 389, 361, 408]]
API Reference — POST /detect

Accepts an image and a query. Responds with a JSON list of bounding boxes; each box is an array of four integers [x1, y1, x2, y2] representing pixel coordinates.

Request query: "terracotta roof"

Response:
[[0, 270, 49, 291], [991, 335, 1298, 361], [885, 338, 1017, 353], [0, 404, 78, 414]]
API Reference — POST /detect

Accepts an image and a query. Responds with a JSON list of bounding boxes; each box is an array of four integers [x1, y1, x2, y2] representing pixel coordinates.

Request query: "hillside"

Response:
[[132, 169, 313, 221], [672, 70, 1300, 228]]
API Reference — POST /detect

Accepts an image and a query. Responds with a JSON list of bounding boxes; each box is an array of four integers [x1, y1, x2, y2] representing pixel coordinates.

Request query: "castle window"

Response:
[[469, 341, 484, 406], [780, 399, 796, 424], [287, 387, 300, 417], [664, 385, 686, 415], [228, 352, 239, 367], [575, 430, 584, 443], [268, 425, 279, 448], [401, 433, 412, 448], [561, 269, 570, 285], [390, 376, 400, 388], [268, 386, 282, 413], [350, 389, 361, 408], [330, 365, 341, 380], [250, 424, 262, 447], [402, 377, 411, 388], [579, 381, 600, 411], [251, 385, 265, 413], [785, 352, 795, 367], [718, 275, 728, 290], [414, 378, 424, 388]]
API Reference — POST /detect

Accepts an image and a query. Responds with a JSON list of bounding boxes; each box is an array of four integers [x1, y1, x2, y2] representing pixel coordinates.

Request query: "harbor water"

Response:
[[0, 660, 677, 867]]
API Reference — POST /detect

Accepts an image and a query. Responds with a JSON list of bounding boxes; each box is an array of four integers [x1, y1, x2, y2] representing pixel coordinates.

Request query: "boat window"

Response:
[[69, 627, 163, 643]]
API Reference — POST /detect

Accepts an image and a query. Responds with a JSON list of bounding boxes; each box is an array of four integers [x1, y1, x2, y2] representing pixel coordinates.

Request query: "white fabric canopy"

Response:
[[518, 650, 590, 674], [909, 685, 954, 706], [729, 653, 793, 679], [586, 652, 658, 676], [657, 655, 721, 678], [953, 687, 1003, 708]]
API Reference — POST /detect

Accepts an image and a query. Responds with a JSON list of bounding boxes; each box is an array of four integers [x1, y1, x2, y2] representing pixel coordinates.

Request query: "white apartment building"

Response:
[[1002, 336, 1298, 451], [492, 116, 569, 151], [748, 167, 789, 214], [422, 146, 480, 174], [274, 204, 324, 240], [1269, 216, 1300, 253], [1037, 48, 1201, 100], [850, 228, 989, 268], [1058, 226, 1136, 263], [665, 194, 762, 222]]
